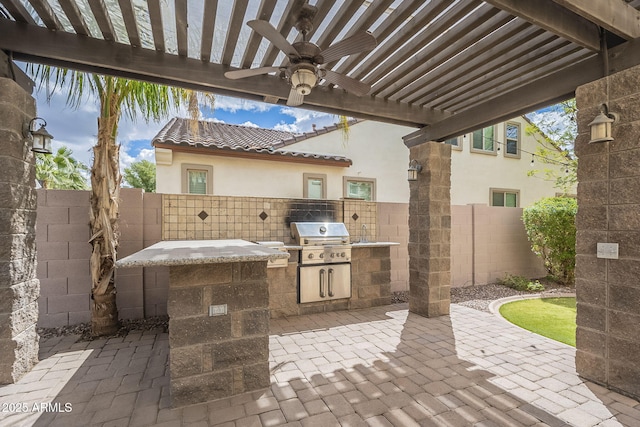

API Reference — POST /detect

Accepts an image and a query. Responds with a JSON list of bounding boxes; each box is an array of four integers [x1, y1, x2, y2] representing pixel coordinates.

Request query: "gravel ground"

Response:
[[39, 282, 574, 340], [393, 281, 575, 313], [37, 316, 168, 341]]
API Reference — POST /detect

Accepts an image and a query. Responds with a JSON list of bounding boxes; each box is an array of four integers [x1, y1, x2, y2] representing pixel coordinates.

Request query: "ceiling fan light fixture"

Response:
[[291, 68, 317, 96]]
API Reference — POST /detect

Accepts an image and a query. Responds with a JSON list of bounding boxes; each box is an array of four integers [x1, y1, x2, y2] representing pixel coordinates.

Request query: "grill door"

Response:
[[299, 264, 351, 303]]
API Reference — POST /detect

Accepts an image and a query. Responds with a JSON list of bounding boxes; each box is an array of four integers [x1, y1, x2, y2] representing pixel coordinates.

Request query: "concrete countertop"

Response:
[[116, 239, 289, 268], [282, 242, 399, 250], [350, 241, 400, 248]]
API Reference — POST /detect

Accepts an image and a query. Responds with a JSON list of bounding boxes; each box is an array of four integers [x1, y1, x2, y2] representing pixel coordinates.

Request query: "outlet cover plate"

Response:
[[209, 304, 228, 316], [597, 243, 619, 259]]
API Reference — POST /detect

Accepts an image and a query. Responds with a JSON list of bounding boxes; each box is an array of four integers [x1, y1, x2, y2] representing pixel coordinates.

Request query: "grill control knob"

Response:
[[308, 253, 314, 259], [341, 252, 346, 257], [330, 253, 335, 258], [319, 253, 324, 259]]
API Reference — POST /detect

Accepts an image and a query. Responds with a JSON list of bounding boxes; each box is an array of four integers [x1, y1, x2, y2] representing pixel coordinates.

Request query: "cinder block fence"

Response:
[[36, 189, 543, 328]]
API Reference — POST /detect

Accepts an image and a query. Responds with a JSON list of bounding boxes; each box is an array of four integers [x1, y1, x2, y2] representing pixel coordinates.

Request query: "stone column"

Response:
[[575, 64, 640, 400], [408, 142, 451, 317], [0, 77, 40, 384], [167, 261, 270, 407]]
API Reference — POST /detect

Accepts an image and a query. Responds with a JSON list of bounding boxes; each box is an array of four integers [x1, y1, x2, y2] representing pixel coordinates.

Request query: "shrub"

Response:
[[522, 197, 577, 285], [499, 274, 546, 292]]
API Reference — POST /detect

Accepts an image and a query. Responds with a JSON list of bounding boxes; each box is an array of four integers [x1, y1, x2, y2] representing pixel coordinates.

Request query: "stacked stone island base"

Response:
[[116, 239, 288, 406]]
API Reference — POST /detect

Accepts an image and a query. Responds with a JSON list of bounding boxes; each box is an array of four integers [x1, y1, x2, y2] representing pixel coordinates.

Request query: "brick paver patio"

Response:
[[1, 303, 638, 426]]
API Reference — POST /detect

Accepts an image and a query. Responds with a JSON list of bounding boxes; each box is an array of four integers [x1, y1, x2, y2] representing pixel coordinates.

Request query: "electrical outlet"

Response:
[[209, 304, 227, 316]]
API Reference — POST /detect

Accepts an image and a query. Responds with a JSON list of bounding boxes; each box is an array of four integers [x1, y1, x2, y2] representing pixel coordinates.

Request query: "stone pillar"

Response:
[[408, 142, 451, 317], [0, 77, 40, 384], [575, 64, 640, 400], [167, 261, 270, 407]]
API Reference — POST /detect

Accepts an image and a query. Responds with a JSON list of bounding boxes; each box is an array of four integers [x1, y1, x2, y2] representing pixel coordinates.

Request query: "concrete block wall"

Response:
[[574, 64, 640, 399], [36, 190, 548, 326], [450, 205, 546, 286], [36, 189, 92, 327], [36, 188, 163, 327]]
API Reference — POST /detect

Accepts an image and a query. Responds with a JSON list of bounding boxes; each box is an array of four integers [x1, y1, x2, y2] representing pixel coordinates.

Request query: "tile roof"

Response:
[[152, 118, 296, 150], [152, 118, 353, 166]]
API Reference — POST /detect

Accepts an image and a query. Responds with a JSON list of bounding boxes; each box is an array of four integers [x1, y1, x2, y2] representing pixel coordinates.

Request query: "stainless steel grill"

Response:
[[290, 222, 352, 303]]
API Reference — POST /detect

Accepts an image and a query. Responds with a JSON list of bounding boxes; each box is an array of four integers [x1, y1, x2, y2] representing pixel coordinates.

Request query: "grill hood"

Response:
[[291, 222, 350, 245]]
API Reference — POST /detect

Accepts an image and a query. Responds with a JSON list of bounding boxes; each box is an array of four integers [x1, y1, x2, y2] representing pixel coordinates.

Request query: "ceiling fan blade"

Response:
[[248, 20, 300, 58], [321, 70, 371, 96], [318, 32, 377, 64], [287, 88, 304, 106], [224, 67, 281, 79]]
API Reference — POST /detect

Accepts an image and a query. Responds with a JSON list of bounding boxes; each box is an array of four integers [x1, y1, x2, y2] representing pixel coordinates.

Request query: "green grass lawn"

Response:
[[499, 297, 577, 346]]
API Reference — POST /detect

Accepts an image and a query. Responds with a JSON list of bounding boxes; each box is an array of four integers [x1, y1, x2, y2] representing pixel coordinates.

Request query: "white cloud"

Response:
[[278, 106, 344, 133], [214, 95, 277, 113], [239, 121, 260, 128]]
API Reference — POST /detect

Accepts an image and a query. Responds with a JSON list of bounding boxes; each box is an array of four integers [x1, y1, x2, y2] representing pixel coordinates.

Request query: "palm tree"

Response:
[[36, 146, 89, 189], [30, 66, 213, 336]]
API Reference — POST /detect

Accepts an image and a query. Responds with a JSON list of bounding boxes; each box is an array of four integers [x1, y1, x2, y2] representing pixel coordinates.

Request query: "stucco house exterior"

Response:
[[154, 117, 573, 206]]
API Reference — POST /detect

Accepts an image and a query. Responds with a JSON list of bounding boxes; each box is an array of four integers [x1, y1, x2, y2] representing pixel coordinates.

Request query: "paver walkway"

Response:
[[0, 303, 638, 426]]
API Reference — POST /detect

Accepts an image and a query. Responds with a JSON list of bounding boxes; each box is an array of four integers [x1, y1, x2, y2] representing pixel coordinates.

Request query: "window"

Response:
[[303, 173, 327, 199], [444, 136, 463, 150], [471, 126, 496, 153], [181, 163, 213, 194], [490, 188, 519, 207], [188, 170, 207, 194], [505, 122, 520, 158], [343, 177, 376, 201]]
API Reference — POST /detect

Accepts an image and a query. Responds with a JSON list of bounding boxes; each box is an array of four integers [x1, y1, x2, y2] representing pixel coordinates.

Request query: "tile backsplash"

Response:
[[162, 195, 375, 243]]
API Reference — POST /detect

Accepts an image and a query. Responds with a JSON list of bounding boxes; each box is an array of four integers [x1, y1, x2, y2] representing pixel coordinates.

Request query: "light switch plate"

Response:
[[597, 243, 619, 259], [209, 304, 227, 316]]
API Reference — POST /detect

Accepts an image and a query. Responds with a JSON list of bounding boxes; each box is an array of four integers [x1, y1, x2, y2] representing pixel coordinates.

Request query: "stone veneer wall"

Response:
[[408, 142, 451, 317], [574, 64, 640, 399], [161, 194, 376, 243], [267, 246, 392, 318], [167, 261, 270, 406], [0, 78, 39, 384]]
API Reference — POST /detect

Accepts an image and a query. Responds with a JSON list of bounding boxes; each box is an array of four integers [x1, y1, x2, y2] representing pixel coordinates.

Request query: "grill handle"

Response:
[[328, 268, 334, 297], [319, 269, 326, 298]]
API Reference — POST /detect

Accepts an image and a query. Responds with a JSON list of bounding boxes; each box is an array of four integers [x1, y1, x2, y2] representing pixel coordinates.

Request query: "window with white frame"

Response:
[[343, 177, 376, 201], [490, 188, 519, 207], [505, 122, 520, 158], [444, 136, 463, 150], [303, 173, 327, 199], [181, 163, 213, 195], [471, 126, 496, 153]]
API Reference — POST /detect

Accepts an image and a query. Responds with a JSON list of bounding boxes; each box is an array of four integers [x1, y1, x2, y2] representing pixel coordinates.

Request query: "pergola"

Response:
[[1, 0, 640, 141], [2, 0, 640, 401]]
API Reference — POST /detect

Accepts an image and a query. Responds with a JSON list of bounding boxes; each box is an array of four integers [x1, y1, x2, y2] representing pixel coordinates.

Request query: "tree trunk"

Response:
[[89, 100, 121, 336]]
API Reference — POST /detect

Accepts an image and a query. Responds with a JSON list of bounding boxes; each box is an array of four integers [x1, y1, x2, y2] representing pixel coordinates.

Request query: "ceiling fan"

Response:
[[224, 3, 377, 106]]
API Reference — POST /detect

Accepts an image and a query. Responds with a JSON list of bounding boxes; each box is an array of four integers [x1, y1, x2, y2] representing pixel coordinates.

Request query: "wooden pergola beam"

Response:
[[403, 37, 640, 146], [552, 0, 640, 40], [0, 18, 442, 127], [484, 0, 601, 51]]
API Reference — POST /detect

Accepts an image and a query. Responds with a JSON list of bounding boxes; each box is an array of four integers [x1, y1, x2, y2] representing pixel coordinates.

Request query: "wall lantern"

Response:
[[588, 104, 617, 144], [407, 159, 422, 181], [23, 117, 54, 154]]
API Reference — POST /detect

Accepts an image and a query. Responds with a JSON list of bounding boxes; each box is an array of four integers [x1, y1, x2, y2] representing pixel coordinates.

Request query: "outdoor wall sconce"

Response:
[[23, 117, 53, 154], [589, 104, 617, 144], [407, 159, 422, 181]]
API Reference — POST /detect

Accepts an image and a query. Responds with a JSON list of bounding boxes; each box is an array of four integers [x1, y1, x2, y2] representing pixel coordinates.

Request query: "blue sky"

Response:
[[30, 81, 341, 170]]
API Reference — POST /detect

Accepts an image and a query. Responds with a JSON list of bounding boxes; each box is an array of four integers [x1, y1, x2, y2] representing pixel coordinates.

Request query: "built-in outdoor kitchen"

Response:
[[116, 195, 398, 406]]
